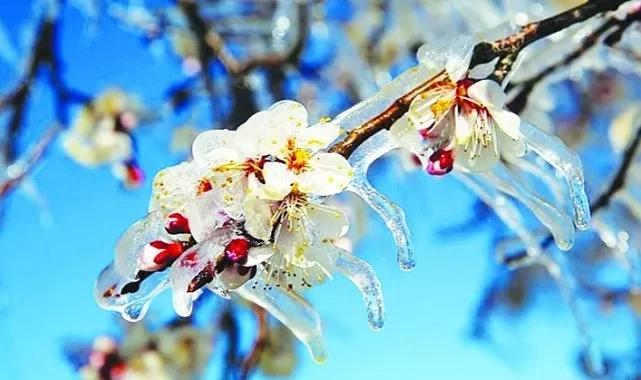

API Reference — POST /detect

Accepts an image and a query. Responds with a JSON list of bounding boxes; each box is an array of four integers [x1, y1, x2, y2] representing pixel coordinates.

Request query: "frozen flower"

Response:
[[96, 101, 385, 363], [98, 162, 267, 319], [391, 37, 525, 174], [192, 100, 352, 211], [62, 88, 145, 188]]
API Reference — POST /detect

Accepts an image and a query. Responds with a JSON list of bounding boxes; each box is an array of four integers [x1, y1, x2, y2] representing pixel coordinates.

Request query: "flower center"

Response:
[[456, 78, 474, 97], [287, 148, 311, 173], [245, 156, 267, 182]]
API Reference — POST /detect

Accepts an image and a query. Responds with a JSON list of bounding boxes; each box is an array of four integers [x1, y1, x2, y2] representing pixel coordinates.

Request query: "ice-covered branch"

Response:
[[327, 0, 628, 159], [470, 0, 630, 83], [0, 126, 59, 198], [507, 7, 641, 114]]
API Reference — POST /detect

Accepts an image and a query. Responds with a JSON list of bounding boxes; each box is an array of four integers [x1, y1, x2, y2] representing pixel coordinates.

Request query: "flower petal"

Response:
[[489, 107, 521, 141], [390, 117, 424, 160], [183, 191, 229, 242], [268, 100, 309, 129], [191, 129, 242, 167], [216, 264, 256, 290], [407, 88, 454, 131], [445, 35, 475, 82], [274, 220, 314, 269], [245, 246, 277, 266], [497, 128, 527, 158], [151, 162, 205, 213], [305, 204, 349, 239], [295, 122, 340, 152], [243, 195, 274, 241], [258, 162, 295, 201], [455, 107, 475, 145], [209, 171, 248, 219], [467, 80, 507, 108], [297, 153, 353, 196]]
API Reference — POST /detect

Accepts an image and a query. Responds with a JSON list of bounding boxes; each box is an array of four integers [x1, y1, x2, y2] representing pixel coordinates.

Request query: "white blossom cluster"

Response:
[[95, 36, 593, 361]]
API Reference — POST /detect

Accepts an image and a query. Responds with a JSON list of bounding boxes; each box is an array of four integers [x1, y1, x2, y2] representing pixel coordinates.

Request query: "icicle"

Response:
[[520, 120, 591, 230], [503, 155, 566, 206], [539, 251, 605, 377], [454, 172, 542, 265], [94, 263, 169, 322], [478, 162, 575, 250], [236, 275, 328, 363], [332, 247, 385, 330], [347, 131, 415, 270]]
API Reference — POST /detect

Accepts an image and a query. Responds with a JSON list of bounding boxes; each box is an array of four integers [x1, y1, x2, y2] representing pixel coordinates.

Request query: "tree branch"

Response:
[[507, 8, 641, 114], [470, 0, 629, 83], [0, 125, 60, 198], [327, 0, 626, 159]]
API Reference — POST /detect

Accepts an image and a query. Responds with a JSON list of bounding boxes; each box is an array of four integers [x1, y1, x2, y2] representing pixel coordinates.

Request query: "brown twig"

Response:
[[329, 70, 449, 158], [327, 0, 627, 159], [470, 0, 629, 83], [239, 304, 269, 380], [204, 3, 308, 77]]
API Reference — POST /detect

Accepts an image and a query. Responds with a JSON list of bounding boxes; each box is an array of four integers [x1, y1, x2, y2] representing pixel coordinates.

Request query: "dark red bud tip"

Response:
[[225, 238, 250, 263], [427, 149, 455, 176], [187, 262, 215, 293], [165, 213, 191, 234], [125, 160, 144, 188]]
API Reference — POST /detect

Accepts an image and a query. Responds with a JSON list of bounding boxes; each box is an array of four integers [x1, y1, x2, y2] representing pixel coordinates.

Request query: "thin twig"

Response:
[[329, 70, 449, 157], [327, 0, 626, 159], [0, 125, 60, 197], [470, 0, 629, 83], [507, 9, 641, 114]]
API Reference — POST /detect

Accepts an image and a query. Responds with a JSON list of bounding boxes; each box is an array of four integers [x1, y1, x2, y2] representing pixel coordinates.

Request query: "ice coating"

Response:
[[503, 155, 566, 206], [169, 240, 224, 317], [520, 120, 591, 230], [114, 210, 166, 280], [332, 247, 385, 331], [331, 65, 437, 133], [454, 172, 542, 264], [236, 275, 328, 364], [94, 263, 169, 322], [478, 162, 575, 250], [346, 131, 415, 271]]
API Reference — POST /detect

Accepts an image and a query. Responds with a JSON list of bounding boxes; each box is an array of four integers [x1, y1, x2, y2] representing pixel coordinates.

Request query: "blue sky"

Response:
[[0, 1, 587, 379]]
